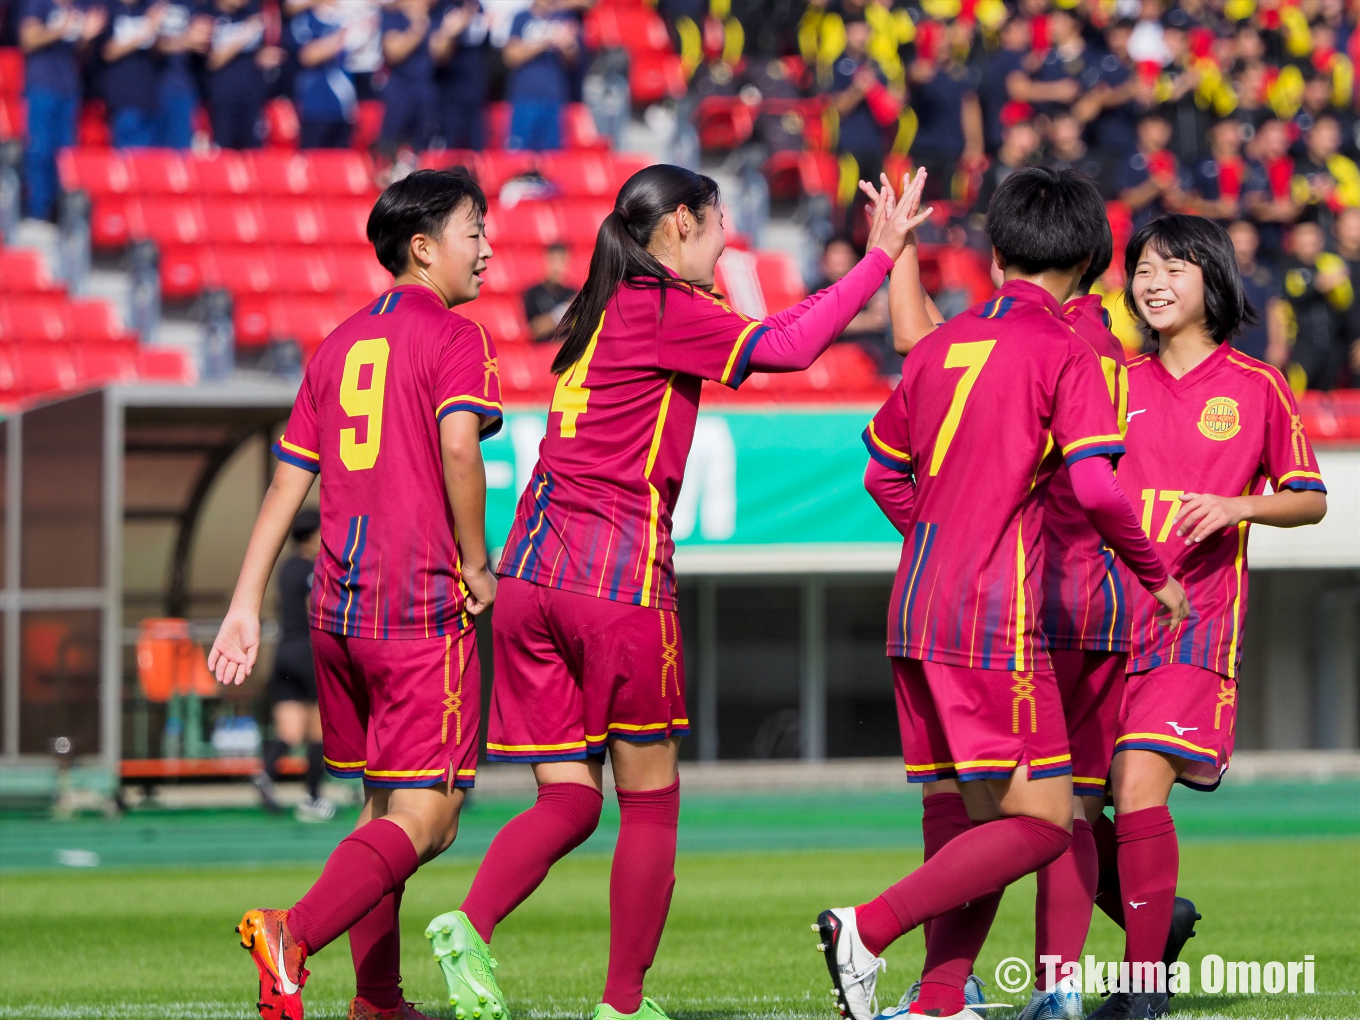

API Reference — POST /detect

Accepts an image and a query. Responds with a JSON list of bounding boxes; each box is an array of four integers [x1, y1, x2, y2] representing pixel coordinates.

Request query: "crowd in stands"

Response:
[[4, 0, 1360, 394]]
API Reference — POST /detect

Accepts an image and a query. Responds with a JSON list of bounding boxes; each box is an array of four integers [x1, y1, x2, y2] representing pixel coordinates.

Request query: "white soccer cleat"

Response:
[[1015, 975, 1084, 1020], [814, 908, 886, 1020]]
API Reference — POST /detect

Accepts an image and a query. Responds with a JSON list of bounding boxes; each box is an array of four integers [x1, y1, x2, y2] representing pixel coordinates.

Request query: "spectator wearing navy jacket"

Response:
[[155, 0, 211, 148], [503, 0, 578, 151], [18, 0, 106, 219], [379, 0, 436, 151], [288, 0, 355, 148], [431, 0, 485, 149], [205, 0, 279, 148], [97, 0, 165, 148]]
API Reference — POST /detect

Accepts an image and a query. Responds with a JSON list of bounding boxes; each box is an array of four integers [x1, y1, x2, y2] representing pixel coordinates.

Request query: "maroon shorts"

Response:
[[1051, 649, 1126, 799], [893, 657, 1072, 783], [1115, 663, 1237, 791], [311, 627, 480, 789], [487, 576, 689, 763]]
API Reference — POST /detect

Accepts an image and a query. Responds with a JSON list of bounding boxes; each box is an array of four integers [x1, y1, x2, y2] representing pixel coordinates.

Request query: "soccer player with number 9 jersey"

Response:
[[208, 170, 503, 1020], [1094, 215, 1328, 1019]]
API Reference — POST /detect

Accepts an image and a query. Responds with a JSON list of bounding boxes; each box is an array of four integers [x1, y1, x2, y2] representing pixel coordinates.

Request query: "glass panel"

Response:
[[18, 609, 102, 756], [826, 583, 898, 757], [22, 394, 103, 589], [716, 585, 800, 758]]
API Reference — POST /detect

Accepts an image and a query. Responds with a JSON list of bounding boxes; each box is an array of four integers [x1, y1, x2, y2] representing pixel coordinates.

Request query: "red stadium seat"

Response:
[[556, 200, 613, 245], [630, 51, 686, 106], [245, 150, 312, 195], [66, 299, 135, 344], [160, 245, 210, 300], [481, 247, 547, 296], [694, 96, 757, 151], [13, 345, 79, 396], [496, 343, 558, 399], [263, 97, 299, 149], [200, 199, 267, 244], [205, 246, 280, 295], [329, 249, 393, 297], [300, 150, 376, 196], [266, 199, 328, 245], [125, 149, 192, 194], [75, 344, 139, 386], [459, 294, 531, 345], [90, 195, 135, 249], [477, 150, 539, 194], [353, 99, 385, 151], [486, 102, 511, 149], [186, 150, 255, 195], [232, 294, 275, 347], [585, 5, 672, 54], [0, 48, 23, 97], [0, 95, 23, 142], [127, 197, 207, 246], [485, 201, 561, 247], [77, 101, 111, 147], [136, 347, 197, 385], [760, 150, 804, 201], [0, 295, 69, 342], [419, 149, 480, 176], [0, 249, 64, 294], [59, 148, 131, 197], [755, 252, 805, 314], [274, 246, 339, 293], [563, 103, 608, 150], [316, 199, 371, 244]]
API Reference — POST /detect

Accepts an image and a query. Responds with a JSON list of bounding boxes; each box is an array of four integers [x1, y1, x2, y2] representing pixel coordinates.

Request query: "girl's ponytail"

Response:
[[552, 164, 720, 375]]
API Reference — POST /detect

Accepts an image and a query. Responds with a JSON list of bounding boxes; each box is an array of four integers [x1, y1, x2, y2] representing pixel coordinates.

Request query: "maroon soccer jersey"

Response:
[[274, 285, 503, 639], [1040, 295, 1132, 653], [498, 279, 765, 611], [864, 280, 1125, 670], [1117, 343, 1325, 678]]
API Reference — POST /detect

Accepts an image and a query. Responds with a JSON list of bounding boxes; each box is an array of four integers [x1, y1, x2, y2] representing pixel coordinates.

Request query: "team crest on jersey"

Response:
[[1198, 396, 1242, 441]]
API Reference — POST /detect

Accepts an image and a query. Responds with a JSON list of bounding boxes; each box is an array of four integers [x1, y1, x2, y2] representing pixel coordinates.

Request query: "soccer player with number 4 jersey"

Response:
[[208, 170, 503, 1020], [423, 164, 932, 1020], [815, 169, 1190, 1020], [1090, 215, 1327, 1020]]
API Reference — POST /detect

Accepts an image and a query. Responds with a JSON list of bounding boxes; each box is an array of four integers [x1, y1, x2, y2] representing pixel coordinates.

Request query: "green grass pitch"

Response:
[[0, 784, 1356, 1020]]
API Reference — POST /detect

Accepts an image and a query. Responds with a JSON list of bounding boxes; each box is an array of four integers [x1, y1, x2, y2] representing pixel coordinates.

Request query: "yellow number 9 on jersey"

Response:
[[339, 338, 390, 471]]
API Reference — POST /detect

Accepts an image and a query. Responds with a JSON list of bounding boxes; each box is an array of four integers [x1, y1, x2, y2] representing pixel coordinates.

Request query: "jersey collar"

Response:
[[996, 278, 1067, 318], [1146, 338, 1231, 389]]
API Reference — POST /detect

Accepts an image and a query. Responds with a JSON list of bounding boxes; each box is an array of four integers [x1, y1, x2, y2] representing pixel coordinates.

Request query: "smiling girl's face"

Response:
[[1131, 243, 1207, 340]]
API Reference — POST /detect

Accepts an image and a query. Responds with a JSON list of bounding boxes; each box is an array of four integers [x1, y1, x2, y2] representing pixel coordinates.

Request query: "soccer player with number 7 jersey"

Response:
[[423, 164, 932, 1020], [815, 169, 1189, 1020], [208, 170, 503, 1020], [1094, 215, 1327, 1019]]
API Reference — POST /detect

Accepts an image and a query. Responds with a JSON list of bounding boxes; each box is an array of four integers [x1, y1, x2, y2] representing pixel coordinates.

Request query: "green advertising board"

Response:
[[483, 408, 903, 572]]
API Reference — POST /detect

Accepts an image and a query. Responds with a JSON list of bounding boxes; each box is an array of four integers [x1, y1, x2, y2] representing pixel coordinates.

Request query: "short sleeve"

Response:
[[434, 320, 504, 440], [274, 370, 321, 472], [862, 382, 913, 474], [654, 285, 767, 388], [1051, 344, 1125, 467], [1260, 367, 1327, 493]]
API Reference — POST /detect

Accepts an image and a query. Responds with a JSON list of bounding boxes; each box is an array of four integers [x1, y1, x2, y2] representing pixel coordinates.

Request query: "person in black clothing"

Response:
[[523, 243, 577, 342], [1227, 218, 1283, 364], [205, 0, 283, 149], [97, 0, 164, 148], [974, 117, 1038, 215], [255, 509, 334, 821]]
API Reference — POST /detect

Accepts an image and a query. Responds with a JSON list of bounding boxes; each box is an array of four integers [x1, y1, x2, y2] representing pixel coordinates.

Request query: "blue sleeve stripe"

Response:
[[1064, 443, 1125, 466], [862, 428, 913, 472], [273, 442, 321, 473], [1280, 479, 1327, 493], [479, 416, 504, 441], [437, 401, 505, 424], [726, 324, 767, 389]]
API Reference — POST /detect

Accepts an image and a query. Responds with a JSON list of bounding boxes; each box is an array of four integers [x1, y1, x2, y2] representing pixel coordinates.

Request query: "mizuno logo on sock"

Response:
[[1129, 901, 1147, 909]]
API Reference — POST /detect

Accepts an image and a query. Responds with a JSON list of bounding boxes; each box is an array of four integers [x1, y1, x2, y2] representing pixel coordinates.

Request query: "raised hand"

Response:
[[864, 169, 934, 261]]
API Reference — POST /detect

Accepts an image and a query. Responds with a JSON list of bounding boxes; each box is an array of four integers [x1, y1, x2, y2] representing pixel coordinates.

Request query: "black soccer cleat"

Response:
[[1084, 991, 1170, 1019], [1162, 896, 1201, 971]]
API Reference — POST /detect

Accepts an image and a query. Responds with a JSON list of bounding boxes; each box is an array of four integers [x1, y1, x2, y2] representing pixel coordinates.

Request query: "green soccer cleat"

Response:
[[425, 910, 509, 1020], [589, 997, 672, 1020]]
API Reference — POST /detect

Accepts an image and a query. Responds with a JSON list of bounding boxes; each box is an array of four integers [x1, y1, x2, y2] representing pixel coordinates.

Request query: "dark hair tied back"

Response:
[[552, 164, 721, 375]]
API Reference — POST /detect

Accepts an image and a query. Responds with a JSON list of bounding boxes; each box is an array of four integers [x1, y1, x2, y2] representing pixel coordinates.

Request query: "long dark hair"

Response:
[[552, 164, 721, 375], [1122, 214, 1255, 344]]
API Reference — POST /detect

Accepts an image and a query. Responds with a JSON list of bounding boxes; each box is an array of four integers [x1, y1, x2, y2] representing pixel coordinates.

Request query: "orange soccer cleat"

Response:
[[237, 908, 310, 1020], [347, 997, 438, 1020]]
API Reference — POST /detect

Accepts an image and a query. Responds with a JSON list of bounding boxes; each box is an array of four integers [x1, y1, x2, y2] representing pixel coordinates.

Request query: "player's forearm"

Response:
[[864, 459, 915, 536], [441, 414, 491, 572], [230, 464, 316, 615], [889, 246, 940, 354], [747, 249, 893, 372], [1240, 489, 1327, 528], [1067, 456, 1170, 592]]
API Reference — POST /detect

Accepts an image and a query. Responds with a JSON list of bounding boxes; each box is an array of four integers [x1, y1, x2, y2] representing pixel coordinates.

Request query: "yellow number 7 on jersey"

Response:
[[929, 339, 997, 476], [339, 338, 390, 471]]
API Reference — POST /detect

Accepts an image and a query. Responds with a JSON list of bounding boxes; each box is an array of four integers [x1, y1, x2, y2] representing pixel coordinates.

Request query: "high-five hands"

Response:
[[861, 169, 934, 261]]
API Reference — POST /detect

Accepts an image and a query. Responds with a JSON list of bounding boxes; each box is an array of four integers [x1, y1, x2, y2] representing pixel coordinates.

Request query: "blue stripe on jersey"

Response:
[[896, 522, 937, 651], [1095, 548, 1125, 652], [338, 515, 369, 636], [370, 291, 403, 315], [981, 296, 1015, 319], [507, 472, 556, 580]]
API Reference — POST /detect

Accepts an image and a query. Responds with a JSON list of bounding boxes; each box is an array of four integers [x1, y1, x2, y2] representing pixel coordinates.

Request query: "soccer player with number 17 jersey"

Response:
[[815, 169, 1187, 1020], [1095, 215, 1327, 1019], [209, 171, 503, 1020]]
